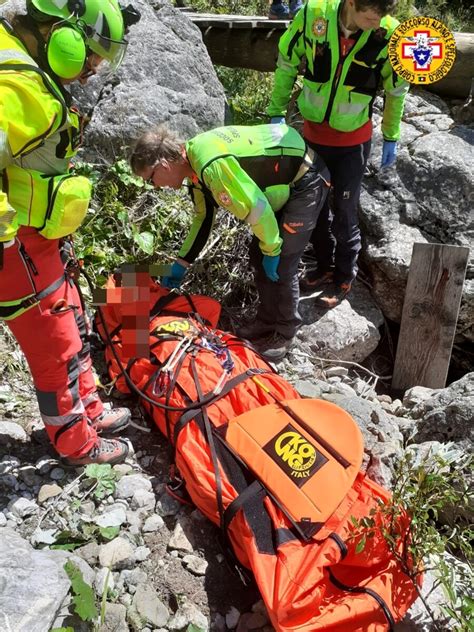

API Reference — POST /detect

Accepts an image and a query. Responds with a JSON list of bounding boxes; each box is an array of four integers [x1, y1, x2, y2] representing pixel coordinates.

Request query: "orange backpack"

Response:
[[98, 294, 420, 631]]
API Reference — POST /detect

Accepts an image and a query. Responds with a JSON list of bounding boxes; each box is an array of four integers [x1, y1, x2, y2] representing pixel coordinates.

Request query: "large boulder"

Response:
[[296, 280, 384, 364], [360, 89, 473, 343], [71, 0, 226, 161], [0, 528, 94, 632]]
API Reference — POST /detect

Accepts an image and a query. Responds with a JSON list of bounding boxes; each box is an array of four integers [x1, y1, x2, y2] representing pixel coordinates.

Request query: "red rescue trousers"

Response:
[[0, 227, 103, 457]]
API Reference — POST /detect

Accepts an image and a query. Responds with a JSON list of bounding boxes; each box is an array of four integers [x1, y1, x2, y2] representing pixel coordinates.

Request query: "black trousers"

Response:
[[306, 140, 371, 284], [249, 159, 330, 339]]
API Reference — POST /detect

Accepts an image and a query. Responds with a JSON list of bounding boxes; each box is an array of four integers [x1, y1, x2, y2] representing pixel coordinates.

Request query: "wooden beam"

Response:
[[391, 243, 469, 394]]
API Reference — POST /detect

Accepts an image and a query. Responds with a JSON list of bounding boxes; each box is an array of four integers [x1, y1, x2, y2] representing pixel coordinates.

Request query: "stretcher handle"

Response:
[[252, 377, 351, 469]]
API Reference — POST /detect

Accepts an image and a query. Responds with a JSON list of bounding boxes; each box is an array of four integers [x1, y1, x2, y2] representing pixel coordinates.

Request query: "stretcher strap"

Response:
[[173, 368, 269, 446], [191, 355, 225, 529], [223, 480, 266, 533], [149, 290, 198, 319]]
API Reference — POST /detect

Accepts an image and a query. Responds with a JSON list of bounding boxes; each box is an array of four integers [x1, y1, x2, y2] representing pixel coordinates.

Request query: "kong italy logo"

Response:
[[388, 17, 456, 85]]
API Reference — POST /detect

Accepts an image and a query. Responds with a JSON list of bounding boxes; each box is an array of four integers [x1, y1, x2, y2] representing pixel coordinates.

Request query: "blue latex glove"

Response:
[[270, 116, 285, 125], [381, 140, 397, 168], [161, 261, 187, 289], [262, 254, 280, 282]]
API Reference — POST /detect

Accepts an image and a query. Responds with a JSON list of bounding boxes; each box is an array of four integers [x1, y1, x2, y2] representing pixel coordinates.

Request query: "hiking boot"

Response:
[[236, 320, 274, 341], [299, 269, 334, 293], [254, 332, 293, 362], [316, 282, 352, 309], [289, 0, 303, 17], [268, 1, 290, 19], [90, 407, 131, 434], [64, 437, 129, 466]]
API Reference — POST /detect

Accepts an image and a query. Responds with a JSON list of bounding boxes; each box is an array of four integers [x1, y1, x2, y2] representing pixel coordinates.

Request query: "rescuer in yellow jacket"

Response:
[[267, 0, 409, 307], [131, 124, 331, 362], [0, 0, 140, 465]]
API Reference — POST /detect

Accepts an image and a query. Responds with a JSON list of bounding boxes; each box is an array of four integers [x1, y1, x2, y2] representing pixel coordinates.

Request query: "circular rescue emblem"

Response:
[[388, 17, 456, 85], [275, 431, 316, 472], [218, 191, 231, 206], [312, 18, 327, 37]]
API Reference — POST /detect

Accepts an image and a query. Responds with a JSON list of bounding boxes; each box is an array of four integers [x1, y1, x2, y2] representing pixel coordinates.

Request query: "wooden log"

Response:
[[391, 243, 469, 394]]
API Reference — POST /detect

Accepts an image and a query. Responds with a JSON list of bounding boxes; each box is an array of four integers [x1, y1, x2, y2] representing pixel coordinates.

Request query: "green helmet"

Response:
[[27, 0, 128, 71]]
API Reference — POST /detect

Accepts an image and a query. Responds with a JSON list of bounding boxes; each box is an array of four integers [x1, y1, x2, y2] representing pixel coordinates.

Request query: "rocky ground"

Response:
[[0, 319, 472, 632]]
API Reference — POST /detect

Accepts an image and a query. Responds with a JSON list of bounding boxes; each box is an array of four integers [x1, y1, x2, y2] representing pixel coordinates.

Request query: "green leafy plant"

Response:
[[64, 560, 98, 623], [350, 446, 473, 631], [84, 463, 119, 500]]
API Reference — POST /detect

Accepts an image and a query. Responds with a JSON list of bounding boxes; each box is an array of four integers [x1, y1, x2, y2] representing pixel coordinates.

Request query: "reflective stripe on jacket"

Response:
[[267, 0, 409, 140], [181, 124, 307, 260]]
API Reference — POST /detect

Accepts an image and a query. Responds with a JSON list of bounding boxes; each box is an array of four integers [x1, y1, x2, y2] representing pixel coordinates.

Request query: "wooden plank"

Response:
[[391, 243, 469, 393], [199, 26, 283, 71]]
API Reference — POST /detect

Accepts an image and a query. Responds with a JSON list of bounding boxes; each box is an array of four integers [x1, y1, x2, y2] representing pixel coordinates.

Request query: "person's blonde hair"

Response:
[[130, 125, 184, 174]]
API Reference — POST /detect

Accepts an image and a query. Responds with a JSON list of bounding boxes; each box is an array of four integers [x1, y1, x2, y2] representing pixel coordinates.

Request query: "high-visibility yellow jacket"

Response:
[[267, 0, 409, 140], [180, 124, 308, 260], [0, 19, 86, 244]]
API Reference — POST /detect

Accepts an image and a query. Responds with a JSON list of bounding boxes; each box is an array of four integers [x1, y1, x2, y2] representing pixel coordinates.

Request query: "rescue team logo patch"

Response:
[[154, 319, 191, 335], [263, 423, 328, 488], [218, 191, 231, 206], [312, 18, 327, 37], [388, 17, 456, 85]]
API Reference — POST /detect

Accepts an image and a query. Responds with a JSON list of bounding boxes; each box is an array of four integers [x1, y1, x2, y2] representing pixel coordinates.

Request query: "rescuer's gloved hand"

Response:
[[262, 254, 280, 282], [381, 140, 397, 168], [161, 260, 187, 289], [270, 116, 285, 125]]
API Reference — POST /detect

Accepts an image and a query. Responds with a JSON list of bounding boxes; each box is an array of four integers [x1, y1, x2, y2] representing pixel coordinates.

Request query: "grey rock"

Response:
[[115, 473, 152, 499], [0, 455, 20, 475], [293, 379, 332, 399], [319, 394, 403, 486], [101, 602, 128, 632], [0, 529, 90, 632], [168, 520, 194, 553], [362, 90, 474, 343], [113, 463, 133, 476], [99, 537, 135, 569], [403, 386, 434, 409], [134, 546, 151, 562], [30, 528, 58, 546], [0, 512, 7, 527], [156, 491, 182, 516], [49, 467, 65, 481], [297, 281, 383, 364], [73, 1, 226, 163], [131, 488, 156, 511], [143, 514, 165, 533], [0, 421, 27, 443], [183, 554, 208, 576], [94, 567, 115, 597], [95, 506, 127, 528], [8, 497, 39, 519], [74, 541, 100, 566], [132, 584, 169, 628], [412, 373, 474, 445], [121, 568, 148, 588], [167, 598, 208, 631], [226, 606, 241, 629]]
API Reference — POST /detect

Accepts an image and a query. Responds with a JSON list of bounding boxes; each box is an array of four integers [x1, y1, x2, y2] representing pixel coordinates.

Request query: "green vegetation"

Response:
[[351, 446, 473, 631]]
